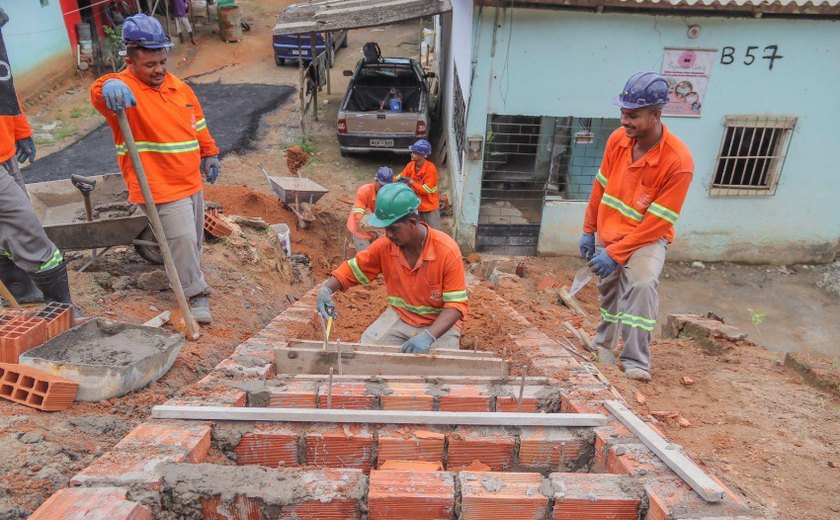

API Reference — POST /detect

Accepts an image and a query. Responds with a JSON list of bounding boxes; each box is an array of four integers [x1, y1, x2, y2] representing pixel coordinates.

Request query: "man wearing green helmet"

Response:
[[318, 183, 469, 354]]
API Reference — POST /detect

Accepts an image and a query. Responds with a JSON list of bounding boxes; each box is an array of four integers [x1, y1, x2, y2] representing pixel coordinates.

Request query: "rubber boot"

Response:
[[30, 261, 83, 320], [189, 295, 211, 325], [0, 256, 44, 304], [189, 31, 196, 45]]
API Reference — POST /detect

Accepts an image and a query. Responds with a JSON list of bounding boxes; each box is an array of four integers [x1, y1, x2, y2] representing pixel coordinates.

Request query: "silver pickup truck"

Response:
[[336, 57, 432, 157]]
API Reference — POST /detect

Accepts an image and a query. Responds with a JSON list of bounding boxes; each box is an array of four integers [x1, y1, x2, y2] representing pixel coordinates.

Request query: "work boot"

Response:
[[0, 256, 43, 304], [596, 346, 616, 365], [30, 260, 84, 320], [189, 31, 196, 45], [624, 367, 652, 382], [190, 295, 211, 324]]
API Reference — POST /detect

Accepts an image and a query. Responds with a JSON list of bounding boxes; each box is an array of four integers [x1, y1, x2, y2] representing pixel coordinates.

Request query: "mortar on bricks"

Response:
[[19, 318, 183, 401]]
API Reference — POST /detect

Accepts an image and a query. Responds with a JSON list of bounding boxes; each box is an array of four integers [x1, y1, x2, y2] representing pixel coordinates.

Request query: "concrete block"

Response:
[[368, 470, 455, 520], [459, 471, 548, 519]]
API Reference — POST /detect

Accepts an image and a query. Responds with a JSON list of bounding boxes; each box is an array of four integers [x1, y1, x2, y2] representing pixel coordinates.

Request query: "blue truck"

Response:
[[272, 30, 348, 67]]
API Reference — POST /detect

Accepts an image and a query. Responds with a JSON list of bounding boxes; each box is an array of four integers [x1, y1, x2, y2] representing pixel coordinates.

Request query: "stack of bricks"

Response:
[[0, 362, 78, 411], [0, 314, 48, 363], [29, 487, 152, 520], [33, 302, 74, 339]]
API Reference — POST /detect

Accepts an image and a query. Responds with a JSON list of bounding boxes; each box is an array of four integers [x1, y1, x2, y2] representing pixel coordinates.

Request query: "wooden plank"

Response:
[[275, 347, 508, 377], [152, 405, 607, 427], [288, 339, 499, 359], [605, 400, 725, 502], [283, 374, 550, 385]]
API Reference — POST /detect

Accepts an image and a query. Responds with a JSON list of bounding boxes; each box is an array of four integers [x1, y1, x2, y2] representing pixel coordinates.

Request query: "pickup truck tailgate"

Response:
[[345, 112, 417, 135]]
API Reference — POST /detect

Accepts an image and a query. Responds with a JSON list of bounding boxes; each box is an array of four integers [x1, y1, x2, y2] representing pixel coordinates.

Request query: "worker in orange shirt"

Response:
[[347, 166, 393, 252], [395, 139, 441, 229], [580, 71, 694, 382], [90, 14, 220, 324], [318, 183, 468, 353]]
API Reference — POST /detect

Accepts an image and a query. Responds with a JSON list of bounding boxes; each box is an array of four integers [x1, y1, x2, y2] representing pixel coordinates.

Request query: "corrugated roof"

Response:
[[274, 0, 452, 36], [477, 0, 840, 16]]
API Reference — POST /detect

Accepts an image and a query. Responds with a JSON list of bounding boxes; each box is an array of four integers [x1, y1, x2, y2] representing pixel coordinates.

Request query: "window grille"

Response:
[[710, 115, 796, 197]]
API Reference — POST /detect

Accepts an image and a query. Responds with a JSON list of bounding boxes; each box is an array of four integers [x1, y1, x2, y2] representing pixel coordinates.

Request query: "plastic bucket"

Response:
[[75, 22, 92, 42], [270, 223, 292, 257], [389, 98, 403, 113]]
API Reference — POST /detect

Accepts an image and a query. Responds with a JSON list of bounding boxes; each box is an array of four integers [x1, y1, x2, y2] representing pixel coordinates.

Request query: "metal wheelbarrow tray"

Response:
[[265, 175, 328, 206]]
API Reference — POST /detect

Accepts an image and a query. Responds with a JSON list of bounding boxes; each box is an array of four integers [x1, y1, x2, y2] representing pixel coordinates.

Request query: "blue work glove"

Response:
[[102, 79, 137, 112], [201, 156, 220, 184], [400, 330, 436, 354], [579, 233, 595, 260], [588, 248, 618, 278], [317, 285, 337, 320], [15, 137, 36, 164]]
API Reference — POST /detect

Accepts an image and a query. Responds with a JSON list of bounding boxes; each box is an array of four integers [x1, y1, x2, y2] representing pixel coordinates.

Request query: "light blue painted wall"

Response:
[[456, 7, 840, 263], [3, 1, 72, 84]]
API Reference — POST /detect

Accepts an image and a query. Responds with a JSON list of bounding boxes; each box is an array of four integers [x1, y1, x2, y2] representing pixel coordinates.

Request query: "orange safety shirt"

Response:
[[91, 70, 219, 204], [395, 159, 439, 212], [0, 99, 32, 163], [346, 182, 378, 239], [584, 125, 693, 265], [332, 223, 469, 329]]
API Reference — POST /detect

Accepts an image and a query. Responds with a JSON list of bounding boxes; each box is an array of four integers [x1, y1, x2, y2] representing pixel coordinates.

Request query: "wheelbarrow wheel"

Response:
[[134, 226, 164, 265]]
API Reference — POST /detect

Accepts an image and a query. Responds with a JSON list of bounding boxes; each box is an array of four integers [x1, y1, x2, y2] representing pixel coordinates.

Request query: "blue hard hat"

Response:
[[375, 166, 394, 185], [122, 14, 174, 49], [409, 139, 432, 156], [613, 71, 669, 109]]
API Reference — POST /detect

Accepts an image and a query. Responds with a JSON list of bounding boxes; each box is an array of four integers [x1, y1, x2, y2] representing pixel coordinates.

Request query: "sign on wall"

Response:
[[0, 26, 20, 116], [660, 48, 715, 118]]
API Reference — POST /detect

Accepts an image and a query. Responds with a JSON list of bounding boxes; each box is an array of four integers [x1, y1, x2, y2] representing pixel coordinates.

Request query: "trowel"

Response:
[[569, 267, 594, 298]]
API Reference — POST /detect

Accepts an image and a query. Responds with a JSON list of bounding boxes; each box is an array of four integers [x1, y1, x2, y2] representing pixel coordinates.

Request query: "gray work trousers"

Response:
[[594, 239, 667, 372], [0, 157, 60, 273], [419, 209, 441, 230], [361, 306, 461, 350], [140, 191, 209, 298]]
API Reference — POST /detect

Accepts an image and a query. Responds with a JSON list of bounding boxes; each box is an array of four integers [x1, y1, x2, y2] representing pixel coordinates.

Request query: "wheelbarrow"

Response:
[[259, 164, 328, 229], [27, 173, 162, 270]]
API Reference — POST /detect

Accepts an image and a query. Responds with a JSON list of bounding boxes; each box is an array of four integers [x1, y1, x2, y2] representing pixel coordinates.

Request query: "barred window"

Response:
[[710, 115, 796, 196]]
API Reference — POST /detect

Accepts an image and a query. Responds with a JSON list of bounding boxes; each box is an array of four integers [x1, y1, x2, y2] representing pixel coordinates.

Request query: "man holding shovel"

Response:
[[91, 14, 220, 324]]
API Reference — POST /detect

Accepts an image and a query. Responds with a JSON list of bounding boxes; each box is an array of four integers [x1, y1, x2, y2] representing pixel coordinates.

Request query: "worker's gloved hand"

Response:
[[588, 248, 618, 278], [102, 79, 137, 112], [15, 137, 36, 164], [579, 233, 595, 260], [201, 156, 220, 184], [317, 285, 336, 320], [397, 176, 414, 185], [400, 330, 436, 354]]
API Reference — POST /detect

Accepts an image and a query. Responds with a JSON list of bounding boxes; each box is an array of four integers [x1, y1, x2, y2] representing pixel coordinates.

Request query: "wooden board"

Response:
[[288, 339, 499, 359], [605, 400, 725, 502], [152, 405, 607, 427], [275, 347, 508, 377]]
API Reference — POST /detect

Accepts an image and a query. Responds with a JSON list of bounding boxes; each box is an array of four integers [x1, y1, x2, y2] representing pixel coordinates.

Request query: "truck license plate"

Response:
[[370, 139, 394, 147], [290, 49, 301, 55]]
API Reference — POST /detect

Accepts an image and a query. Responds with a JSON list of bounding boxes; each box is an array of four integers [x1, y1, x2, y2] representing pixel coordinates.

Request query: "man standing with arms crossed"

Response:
[[91, 14, 220, 323], [580, 71, 694, 382]]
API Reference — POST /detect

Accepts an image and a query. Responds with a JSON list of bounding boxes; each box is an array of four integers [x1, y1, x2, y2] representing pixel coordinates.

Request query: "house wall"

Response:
[[454, 7, 840, 263], [3, 0, 75, 97]]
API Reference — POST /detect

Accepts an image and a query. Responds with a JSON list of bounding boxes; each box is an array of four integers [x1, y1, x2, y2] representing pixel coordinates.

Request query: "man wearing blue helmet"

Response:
[[395, 139, 441, 229], [579, 71, 694, 382], [90, 14, 220, 324], [346, 166, 394, 252]]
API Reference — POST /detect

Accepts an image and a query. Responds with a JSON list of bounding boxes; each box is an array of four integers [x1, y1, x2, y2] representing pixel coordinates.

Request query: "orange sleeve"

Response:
[[440, 247, 469, 319], [420, 163, 438, 197], [189, 88, 219, 157], [394, 162, 411, 181], [605, 170, 692, 264], [12, 100, 31, 141], [331, 238, 385, 289], [583, 133, 617, 234]]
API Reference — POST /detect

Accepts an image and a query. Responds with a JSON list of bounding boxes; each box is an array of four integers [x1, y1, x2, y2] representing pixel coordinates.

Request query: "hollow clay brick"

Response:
[[267, 380, 319, 408], [518, 427, 592, 471], [368, 470, 455, 520], [204, 210, 233, 238], [380, 382, 435, 410], [0, 316, 48, 363], [494, 385, 544, 413], [439, 384, 491, 412], [447, 427, 515, 471], [29, 487, 153, 520], [235, 424, 301, 467], [201, 495, 264, 520], [33, 302, 74, 340], [548, 473, 642, 520], [280, 499, 360, 520], [459, 471, 548, 519], [376, 425, 445, 467], [304, 424, 373, 472], [317, 382, 374, 410], [0, 362, 78, 411]]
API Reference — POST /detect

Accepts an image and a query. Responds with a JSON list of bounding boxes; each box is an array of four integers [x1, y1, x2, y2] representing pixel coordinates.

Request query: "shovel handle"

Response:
[[116, 110, 200, 340]]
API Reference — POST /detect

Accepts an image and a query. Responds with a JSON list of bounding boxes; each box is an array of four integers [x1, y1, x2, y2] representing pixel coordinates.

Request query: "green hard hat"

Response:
[[368, 182, 420, 228]]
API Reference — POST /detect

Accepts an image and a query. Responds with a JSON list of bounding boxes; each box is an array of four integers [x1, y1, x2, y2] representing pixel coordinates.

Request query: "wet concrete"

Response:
[[23, 83, 295, 183]]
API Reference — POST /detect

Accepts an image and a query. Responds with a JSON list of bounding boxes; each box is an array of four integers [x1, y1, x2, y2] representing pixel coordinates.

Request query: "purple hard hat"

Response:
[[409, 139, 432, 156], [375, 166, 394, 185], [613, 71, 669, 109], [122, 14, 173, 49]]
